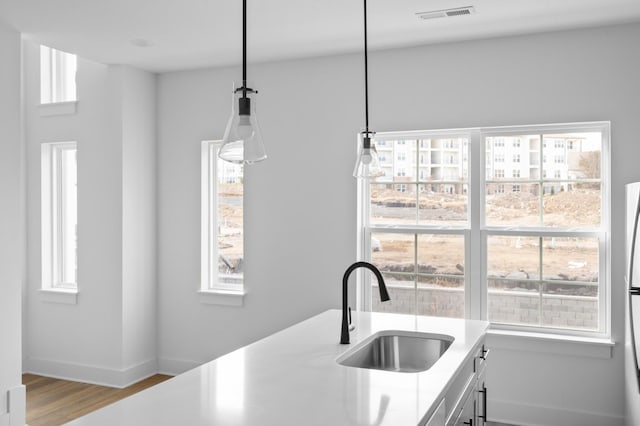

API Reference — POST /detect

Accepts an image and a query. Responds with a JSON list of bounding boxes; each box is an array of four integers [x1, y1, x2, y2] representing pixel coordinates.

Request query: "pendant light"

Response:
[[353, 0, 383, 179], [219, 0, 267, 165]]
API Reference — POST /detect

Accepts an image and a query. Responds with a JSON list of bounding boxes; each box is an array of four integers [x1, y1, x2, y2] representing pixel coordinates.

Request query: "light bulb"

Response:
[[237, 115, 253, 139], [361, 148, 373, 165], [353, 142, 383, 178]]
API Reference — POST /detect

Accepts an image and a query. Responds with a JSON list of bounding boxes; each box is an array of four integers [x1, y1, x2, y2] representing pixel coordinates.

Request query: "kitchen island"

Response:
[[69, 310, 489, 426]]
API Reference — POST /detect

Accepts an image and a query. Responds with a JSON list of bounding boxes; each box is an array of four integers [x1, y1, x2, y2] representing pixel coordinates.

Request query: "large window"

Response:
[[201, 141, 244, 293], [40, 45, 77, 104], [41, 142, 78, 289], [359, 122, 610, 337]]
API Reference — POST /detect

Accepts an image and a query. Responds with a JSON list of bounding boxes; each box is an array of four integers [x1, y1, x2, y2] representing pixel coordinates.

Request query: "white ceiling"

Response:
[[1, 0, 640, 73]]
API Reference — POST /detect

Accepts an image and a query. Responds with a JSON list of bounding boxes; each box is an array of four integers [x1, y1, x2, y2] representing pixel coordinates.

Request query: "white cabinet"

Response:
[[444, 340, 489, 426]]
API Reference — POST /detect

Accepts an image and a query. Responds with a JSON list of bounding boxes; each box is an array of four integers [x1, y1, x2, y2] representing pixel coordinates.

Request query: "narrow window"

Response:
[[41, 142, 77, 289], [201, 141, 244, 292], [40, 45, 77, 104]]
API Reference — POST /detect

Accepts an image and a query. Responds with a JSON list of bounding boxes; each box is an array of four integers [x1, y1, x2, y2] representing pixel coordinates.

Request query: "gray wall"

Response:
[[157, 23, 640, 425], [23, 40, 158, 387]]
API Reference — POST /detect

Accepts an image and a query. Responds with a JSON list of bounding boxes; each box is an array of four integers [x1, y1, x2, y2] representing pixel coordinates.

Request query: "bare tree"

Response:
[[579, 151, 600, 179]]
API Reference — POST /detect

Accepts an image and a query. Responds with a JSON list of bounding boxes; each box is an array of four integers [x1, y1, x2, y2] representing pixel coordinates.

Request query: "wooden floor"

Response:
[[23, 373, 172, 426]]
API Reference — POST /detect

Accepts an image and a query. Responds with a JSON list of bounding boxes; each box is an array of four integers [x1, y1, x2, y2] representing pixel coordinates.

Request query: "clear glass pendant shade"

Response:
[[353, 134, 383, 179], [219, 81, 267, 164]]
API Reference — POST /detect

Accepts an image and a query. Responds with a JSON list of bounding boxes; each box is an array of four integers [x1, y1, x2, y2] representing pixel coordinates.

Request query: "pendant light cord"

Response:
[[363, 0, 369, 134], [242, 0, 247, 97]]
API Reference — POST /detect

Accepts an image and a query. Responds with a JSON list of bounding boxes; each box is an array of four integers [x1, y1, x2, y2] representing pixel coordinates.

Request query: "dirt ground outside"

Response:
[[370, 187, 601, 296], [217, 183, 243, 274], [214, 182, 601, 296]]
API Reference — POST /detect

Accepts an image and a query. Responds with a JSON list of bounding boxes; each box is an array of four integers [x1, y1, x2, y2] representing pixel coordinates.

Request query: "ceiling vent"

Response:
[[416, 6, 476, 20]]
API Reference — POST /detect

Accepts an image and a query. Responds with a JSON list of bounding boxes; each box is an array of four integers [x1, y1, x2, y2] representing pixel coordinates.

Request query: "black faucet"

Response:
[[341, 261, 390, 344]]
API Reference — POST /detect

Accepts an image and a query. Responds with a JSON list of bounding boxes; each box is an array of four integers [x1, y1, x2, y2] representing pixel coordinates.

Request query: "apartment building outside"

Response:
[[373, 134, 592, 197]]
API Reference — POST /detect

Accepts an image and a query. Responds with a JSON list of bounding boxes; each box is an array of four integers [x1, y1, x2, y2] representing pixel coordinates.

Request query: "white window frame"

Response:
[[40, 45, 77, 105], [200, 140, 245, 306], [41, 142, 78, 303], [358, 122, 611, 340], [357, 129, 474, 318]]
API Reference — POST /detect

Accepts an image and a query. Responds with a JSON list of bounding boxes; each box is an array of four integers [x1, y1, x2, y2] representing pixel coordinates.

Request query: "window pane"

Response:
[[372, 137, 469, 226], [541, 237, 598, 330], [217, 159, 243, 284], [487, 235, 540, 279], [488, 280, 541, 325], [418, 184, 468, 225], [541, 237, 598, 279], [488, 236, 542, 325], [375, 139, 417, 182], [371, 233, 415, 274], [60, 148, 77, 284], [486, 135, 540, 180], [485, 184, 541, 226], [417, 234, 464, 318], [418, 137, 468, 226], [487, 235, 600, 330], [419, 137, 469, 181], [370, 184, 416, 225], [542, 183, 601, 227], [542, 133, 601, 180], [371, 233, 415, 315]]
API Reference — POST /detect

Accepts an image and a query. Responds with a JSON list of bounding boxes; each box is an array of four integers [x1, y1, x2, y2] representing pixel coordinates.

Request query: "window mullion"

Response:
[[538, 236, 544, 328], [469, 129, 482, 320], [414, 233, 418, 316], [539, 133, 544, 225]]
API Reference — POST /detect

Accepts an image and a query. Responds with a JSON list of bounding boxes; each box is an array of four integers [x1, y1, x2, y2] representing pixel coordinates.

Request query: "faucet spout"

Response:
[[341, 261, 390, 344]]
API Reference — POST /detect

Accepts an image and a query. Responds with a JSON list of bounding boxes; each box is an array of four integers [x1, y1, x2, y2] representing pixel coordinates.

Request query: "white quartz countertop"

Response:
[[69, 310, 489, 426]]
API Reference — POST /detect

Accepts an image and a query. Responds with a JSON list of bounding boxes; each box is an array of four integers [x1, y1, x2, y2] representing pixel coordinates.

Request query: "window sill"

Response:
[[486, 328, 615, 359], [198, 289, 245, 307], [38, 288, 78, 305], [39, 101, 77, 117]]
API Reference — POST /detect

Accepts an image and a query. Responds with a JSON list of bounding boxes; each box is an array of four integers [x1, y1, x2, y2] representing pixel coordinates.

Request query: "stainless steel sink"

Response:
[[337, 331, 454, 373]]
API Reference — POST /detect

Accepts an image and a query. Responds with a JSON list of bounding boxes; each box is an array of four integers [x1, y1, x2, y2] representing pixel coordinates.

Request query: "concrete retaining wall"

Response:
[[372, 284, 598, 330]]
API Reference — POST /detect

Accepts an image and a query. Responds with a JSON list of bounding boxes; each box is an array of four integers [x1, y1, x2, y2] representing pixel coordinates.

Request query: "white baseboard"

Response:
[[24, 357, 158, 389], [490, 398, 624, 426], [157, 357, 202, 376]]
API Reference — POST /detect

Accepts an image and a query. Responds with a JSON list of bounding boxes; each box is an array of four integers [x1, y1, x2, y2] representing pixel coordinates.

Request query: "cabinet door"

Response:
[[425, 399, 446, 426], [454, 386, 475, 426]]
